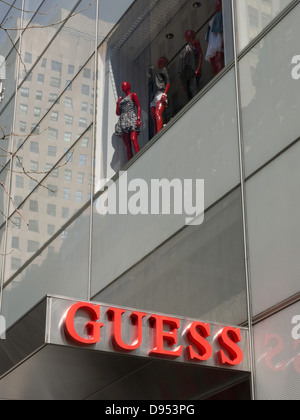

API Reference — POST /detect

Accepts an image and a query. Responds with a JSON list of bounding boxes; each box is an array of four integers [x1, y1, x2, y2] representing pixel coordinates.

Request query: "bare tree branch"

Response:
[[0, 180, 29, 225], [2, 27, 28, 74], [0, 0, 94, 230], [0, 0, 57, 15], [0, 1, 96, 31]]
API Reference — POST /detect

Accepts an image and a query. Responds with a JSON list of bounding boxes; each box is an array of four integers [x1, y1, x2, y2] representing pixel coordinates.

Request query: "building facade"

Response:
[[0, 0, 299, 400]]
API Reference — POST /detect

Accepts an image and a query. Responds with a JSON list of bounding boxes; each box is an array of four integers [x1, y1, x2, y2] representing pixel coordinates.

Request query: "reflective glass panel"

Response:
[[93, 188, 247, 326], [236, 0, 294, 52], [239, 2, 300, 176], [2, 205, 90, 329], [246, 141, 300, 316]]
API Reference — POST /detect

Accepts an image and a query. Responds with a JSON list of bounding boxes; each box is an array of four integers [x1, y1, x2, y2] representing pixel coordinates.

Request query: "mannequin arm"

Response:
[[194, 40, 203, 77], [116, 97, 122, 116], [161, 83, 170, 105], [164, 83, 170, 95]]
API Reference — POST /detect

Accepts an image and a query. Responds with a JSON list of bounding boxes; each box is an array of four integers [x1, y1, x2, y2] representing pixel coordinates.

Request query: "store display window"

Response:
[[96, 0, 234, 183]]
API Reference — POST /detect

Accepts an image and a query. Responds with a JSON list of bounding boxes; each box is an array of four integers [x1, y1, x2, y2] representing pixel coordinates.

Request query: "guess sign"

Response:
[[63, 302, 247, 368]]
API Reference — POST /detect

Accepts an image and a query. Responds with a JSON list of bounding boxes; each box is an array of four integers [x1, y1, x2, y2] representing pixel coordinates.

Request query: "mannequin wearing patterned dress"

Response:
[[115, 82, 141, 161]]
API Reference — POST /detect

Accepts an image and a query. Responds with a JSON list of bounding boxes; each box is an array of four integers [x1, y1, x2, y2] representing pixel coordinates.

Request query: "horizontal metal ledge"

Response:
[[0, 295, 250, 400]]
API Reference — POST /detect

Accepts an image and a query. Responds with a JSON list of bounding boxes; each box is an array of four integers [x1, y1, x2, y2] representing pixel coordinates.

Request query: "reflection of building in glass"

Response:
[[2, 8, 96, 279], [236, 0, 286, 51]]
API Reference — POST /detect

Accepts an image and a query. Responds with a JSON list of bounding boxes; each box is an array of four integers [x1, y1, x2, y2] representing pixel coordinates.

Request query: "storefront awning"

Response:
[[0, 296, 251, 400]]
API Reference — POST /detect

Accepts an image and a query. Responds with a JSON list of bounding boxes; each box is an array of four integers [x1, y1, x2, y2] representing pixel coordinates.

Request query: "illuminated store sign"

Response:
[[59, 300, 250, 371]]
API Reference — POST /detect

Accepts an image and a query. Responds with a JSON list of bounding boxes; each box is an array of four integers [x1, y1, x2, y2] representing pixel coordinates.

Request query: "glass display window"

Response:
[[96, 0, 234, 185]]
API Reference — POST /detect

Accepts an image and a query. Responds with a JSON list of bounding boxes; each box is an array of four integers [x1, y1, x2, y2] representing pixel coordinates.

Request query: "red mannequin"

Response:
[[185, 30, 203, 78], [150, 57, 170, 135], [115, 82, 141, 161], [207, 0, 224, 76]]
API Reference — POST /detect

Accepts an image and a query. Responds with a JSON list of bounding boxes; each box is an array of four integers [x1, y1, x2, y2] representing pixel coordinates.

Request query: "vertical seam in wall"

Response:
[[0, 0, 25, 314], [231, 0, 256, 401], [88, 0, 100, 300]]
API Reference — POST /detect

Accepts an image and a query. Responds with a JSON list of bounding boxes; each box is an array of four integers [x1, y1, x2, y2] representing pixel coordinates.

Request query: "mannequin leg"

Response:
[[186, 79, 193, 101], [210, 56, 218, 76], [155, 100, 166, 133], [191, 76, 201, 99], [122, 133, 133, 161], [130, 131, 140, 155], [151, 107, 158, 135], [215, 51, 224, 74]]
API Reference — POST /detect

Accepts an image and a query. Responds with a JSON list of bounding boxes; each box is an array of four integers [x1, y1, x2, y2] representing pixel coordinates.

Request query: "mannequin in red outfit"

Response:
[[178, 30, 203, 100], [205, 0, 224, 76], [150, 56, 170, 135], [115, 82, 141, 161]]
